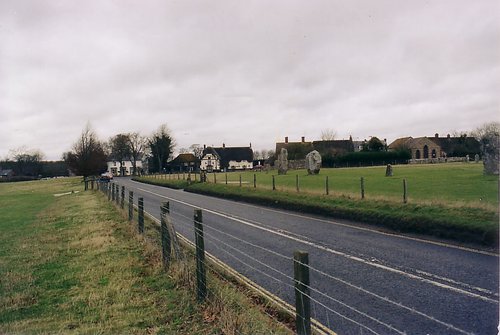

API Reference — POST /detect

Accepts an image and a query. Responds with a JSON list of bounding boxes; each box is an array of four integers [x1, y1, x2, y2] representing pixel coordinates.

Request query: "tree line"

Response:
[[3, 122, 497, 179], [63, 123, 176, 178]]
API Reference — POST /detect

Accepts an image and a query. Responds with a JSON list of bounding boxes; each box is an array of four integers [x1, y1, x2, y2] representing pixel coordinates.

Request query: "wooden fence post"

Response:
[[294, 250, 311, 335], [239, 174, 242, 187], [120, 186, 125, 209], [194, 209, 207, 303], [225, 173, 228, 185], [84, 178, 88, 191], [403, 179, 408, 204], [253, 174, 257, 188], [213, 172, 217, 184], [128, 191, 134, 221], [360, 177, 365, 199], [325, 176, 329, 195], [108, 183, 111, 201], [296, 174, 299, 192], [138, 197, 144, 234], [160, 202, 171, 270], [115, 185, 120, 205], [111, 184, 115, 201], [272, 175, 276, 191]]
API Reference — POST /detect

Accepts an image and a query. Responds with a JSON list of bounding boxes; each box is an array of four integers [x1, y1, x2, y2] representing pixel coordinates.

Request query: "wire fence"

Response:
[[87, 179, 480, 335], [143, 170, 413, 204]]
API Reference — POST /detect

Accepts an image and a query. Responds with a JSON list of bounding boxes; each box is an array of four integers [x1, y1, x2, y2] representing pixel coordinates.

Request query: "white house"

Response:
[[200, 148, 221, 172], [107, 160, 143, 176], [200, 145, 253, 172]]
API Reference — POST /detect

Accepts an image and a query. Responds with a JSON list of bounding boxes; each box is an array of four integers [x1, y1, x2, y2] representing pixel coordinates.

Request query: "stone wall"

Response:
[[408, 157, 468, 164]]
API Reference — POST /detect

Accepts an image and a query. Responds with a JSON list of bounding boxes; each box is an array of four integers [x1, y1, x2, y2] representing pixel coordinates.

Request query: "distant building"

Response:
[[388, 133, 480, 161], [388, 137, 441, 160], [107, 160, 143, 176], [169, 153, 199, 172], [275, 136, 355, 159], [200, 144, 253, 172], [275, 137, 314, 160], [429, 133, 480, 158]]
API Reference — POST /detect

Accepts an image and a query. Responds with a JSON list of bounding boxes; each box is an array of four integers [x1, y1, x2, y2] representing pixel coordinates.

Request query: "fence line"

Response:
[[99, 181, 340, 335], [92, 180, 473, 335], [172, 211, 409, 334], [136, 193, 409, 334], [171, 211, 291, 262], [105, 180, 405, 333], [139, 167, 414, 204]]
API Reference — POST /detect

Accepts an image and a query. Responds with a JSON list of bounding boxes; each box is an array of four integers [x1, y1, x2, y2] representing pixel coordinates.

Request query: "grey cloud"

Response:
[[0, 0, 498, 160]]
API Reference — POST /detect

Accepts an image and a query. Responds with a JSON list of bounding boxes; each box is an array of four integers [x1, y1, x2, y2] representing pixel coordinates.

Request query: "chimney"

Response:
[[435, 133, 439, 138], [222, 143, 225, 148], [301, 136, 305, 143], [249, 142, 252, 148], [203, 144, 206, 149], [447, 134, 451, 139], [285, 136, 289, 143]]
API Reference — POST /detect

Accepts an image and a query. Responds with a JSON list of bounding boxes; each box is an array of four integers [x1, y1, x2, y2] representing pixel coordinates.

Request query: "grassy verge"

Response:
[[146, 163, 499, 208], [134, 176, 499, 247], [0, 178, 291, 334]]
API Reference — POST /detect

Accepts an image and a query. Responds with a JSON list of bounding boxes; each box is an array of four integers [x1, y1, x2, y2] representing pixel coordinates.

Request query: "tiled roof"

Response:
[[203, 146, 253, 167]]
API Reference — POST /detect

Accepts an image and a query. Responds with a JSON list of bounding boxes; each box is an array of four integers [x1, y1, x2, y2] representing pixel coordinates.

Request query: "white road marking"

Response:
[[134, 186, 478, 335], [255, 205, 499, 257], [136, 185, 498, 304], [135, 179, 498, 257]]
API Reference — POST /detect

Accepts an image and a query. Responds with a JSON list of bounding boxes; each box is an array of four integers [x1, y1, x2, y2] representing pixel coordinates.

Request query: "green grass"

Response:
[[205, 163, 498, 208], [149, 163, 498, 207], [139, 163, 499, 246], [0, 178, 290, 334]]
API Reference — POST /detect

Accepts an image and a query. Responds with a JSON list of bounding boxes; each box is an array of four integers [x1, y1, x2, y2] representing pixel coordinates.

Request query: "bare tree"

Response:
[[8, 146, 45, 176], [471, 122, 500, 140], [320, 128, 337, 141], [189, 144, 204, 159], [451, 130, 468, 137], [253, 150, 263, 160], [128, 132, 148, 176], [64, 123, 107, 178]]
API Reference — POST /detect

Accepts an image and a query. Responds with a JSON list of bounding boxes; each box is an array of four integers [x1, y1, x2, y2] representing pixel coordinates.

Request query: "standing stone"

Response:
[[277, 148, 288, 175], [305, 150, 322, 175], [481, 134, 499, 175], [385, 164, 393, 177]]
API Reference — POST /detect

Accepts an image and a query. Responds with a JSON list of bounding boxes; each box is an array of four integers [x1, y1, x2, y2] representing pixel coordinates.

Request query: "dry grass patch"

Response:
[[1, 178, 292, 334]]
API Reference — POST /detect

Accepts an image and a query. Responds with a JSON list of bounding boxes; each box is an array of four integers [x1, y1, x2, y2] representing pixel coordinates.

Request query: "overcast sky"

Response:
[[1, 1, 499, 160]]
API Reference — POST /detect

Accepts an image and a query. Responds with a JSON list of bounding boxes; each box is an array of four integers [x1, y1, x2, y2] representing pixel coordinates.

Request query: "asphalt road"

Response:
[[113, 178, 499, 335]]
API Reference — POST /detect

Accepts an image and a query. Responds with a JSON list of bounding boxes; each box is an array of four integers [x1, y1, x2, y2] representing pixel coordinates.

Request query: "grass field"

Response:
[[0, 178, 290, 334], [157, 163, 498, 209]]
